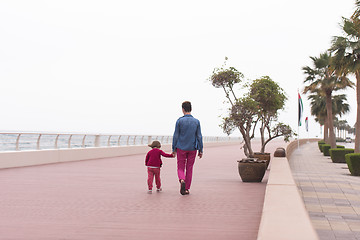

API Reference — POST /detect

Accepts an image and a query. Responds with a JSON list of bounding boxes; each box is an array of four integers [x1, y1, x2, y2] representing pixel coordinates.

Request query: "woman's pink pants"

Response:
[[176, 149, 197, 190]]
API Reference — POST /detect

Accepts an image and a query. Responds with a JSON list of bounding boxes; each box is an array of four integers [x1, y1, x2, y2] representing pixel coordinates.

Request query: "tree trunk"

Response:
[[260, 143, 266, 153], [240, 126, 254, 158], [355, 72, 360, 153], [243, 142, 249, 157], [243, 135, 253, 157], [261, 138, 272, 153], [260, 126, 265, 154], [326, 91, 337, 148], [324, 119, 329, 143]]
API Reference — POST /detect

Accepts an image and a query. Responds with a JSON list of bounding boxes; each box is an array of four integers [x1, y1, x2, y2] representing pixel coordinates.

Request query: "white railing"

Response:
[[0, 132, 241, 152]]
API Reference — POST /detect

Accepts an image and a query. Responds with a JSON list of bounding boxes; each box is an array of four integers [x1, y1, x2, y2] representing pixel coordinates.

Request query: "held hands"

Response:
[[170, 151, 202, 158]]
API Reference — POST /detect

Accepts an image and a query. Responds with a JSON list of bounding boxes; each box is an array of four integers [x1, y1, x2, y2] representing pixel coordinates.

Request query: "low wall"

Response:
[[286, 138, 319, 157], [257, 139, 320, 240], [0, 141, 240, 169]]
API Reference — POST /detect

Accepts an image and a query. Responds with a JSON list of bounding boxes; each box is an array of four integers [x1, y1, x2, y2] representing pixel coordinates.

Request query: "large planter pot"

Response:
[[274, 147, 286, 157], [253, 152, 271, 169], [237, 158, 267, 182]]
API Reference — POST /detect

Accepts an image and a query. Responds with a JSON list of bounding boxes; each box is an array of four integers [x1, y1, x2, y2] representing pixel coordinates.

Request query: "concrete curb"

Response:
[[257, 139, 320, 240]]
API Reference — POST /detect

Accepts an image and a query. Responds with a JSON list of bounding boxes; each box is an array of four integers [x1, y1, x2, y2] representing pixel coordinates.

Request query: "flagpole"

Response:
[[298, 90, 304, 149], [298, 124, 300, 149], [298, 90, 300, 149], [307, 129, 310, 143], [306, 117, 309, 143]]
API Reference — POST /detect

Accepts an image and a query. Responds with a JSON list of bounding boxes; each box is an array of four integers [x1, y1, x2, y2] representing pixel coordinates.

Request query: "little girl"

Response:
[[145, 140, 174, 193]]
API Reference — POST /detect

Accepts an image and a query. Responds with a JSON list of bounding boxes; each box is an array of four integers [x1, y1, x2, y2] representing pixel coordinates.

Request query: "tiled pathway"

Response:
[[289, 142, 360, 240], [0, 141, 280, 240]]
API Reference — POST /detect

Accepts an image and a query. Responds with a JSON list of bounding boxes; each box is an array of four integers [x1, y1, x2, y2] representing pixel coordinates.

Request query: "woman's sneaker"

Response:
[[156, 188, 162, 192], [180, 180, 186, 195]]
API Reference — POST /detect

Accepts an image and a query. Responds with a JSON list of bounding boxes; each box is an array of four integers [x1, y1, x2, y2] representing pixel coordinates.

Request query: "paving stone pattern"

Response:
[[289, 142, 360, 240], [0, 142, 281, 240]]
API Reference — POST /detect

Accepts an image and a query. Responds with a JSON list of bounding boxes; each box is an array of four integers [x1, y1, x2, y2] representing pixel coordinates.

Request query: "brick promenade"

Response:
[[289, 142, 360, 240], [0, 141, 281, 240]]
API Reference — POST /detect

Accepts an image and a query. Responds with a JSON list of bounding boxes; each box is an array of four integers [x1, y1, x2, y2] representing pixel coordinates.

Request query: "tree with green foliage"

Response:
[[336, 119, 350, 139], [302, 52, 353, 149], [249, 76, 292, 153], [330, 1, 360, 152], [209, 60, 293, 157], [308, 93, 350, 141], [221, 96, 259, 157], [307, 92, 328, 141]]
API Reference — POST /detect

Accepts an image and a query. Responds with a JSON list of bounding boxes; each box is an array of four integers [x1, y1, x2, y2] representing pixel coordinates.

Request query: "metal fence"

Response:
[[0, 132, 240, 152]]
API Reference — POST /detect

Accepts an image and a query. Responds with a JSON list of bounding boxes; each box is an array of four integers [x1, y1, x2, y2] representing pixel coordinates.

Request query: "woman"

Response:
[[172, 101, 203, 195]]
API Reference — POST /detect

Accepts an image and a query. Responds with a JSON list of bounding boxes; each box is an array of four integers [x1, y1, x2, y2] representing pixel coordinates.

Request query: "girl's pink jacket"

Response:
[[145, 148, 173, 168]]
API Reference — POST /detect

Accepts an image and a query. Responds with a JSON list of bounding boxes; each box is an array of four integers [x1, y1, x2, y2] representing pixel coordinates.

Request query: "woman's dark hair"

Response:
[[182, 101, 192, 112]]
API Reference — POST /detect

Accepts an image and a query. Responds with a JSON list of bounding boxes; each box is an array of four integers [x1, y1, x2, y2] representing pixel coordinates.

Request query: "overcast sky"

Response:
[[0, 0, 357, 138]]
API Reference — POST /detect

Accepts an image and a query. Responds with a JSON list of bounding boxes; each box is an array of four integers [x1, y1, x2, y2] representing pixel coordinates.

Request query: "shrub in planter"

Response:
[[320, 144, 326, 152], [330, 148, 354, 163], [318, 140, 325, 150], [323, 144, 344, 155], [322, 144, 331, 156], [345, 153, 360, 176], [319, 142, 326, 152]]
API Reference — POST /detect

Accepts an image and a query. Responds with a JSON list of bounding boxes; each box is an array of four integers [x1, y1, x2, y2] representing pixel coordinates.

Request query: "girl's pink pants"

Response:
[[176, 149, 197, 190], [147, 167, 161, 190]]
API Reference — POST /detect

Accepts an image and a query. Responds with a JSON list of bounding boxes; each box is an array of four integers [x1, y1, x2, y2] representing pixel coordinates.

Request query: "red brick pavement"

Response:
[[0, 141, 281, 240]]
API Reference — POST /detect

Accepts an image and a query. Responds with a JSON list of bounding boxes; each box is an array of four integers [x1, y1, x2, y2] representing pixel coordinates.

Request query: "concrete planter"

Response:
[[254, 152, 271, 169], [237, 158, 267, 182], [274, 147, 286, 157]]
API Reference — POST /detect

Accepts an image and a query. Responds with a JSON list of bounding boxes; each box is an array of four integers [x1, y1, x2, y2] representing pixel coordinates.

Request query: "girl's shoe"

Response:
[[148, 189, 152, 194], [156, 188, 162, 192]]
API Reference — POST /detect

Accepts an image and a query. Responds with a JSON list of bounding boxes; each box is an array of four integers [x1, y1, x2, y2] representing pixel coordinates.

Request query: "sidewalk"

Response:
[[289, 142, 360, 240], [0, 141, 281, 240]]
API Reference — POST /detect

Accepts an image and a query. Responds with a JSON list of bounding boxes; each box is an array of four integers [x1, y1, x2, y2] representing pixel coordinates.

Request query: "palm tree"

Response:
[[308, 92, 350, 141], [303, 52, 353, 148], [334, 117, 340, 138], [334, 118, 349, 139], [349, 124, 356, 136], [333, 96, 351, 139], [330, 3, 360, 151], [308, 93, 328, 141], [338, 120, 349, 139]]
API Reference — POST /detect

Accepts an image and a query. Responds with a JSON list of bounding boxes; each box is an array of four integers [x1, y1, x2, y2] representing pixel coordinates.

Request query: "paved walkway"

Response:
[[0, 141, 281, 240], [289, 142, 360, 240]]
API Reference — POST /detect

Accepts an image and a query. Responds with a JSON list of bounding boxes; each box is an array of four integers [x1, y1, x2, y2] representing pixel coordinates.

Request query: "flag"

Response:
[[305, 117, 308, 132], [298, 93, 303, 126]]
